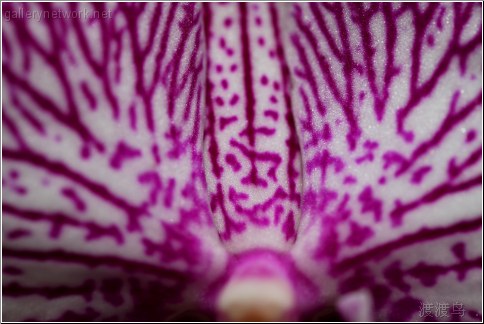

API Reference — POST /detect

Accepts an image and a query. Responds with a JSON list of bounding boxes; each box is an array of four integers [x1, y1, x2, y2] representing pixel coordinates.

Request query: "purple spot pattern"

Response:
[[203, 3, 301, 250], [286, 3, 482, 321], [2, 2, 482, 322], [2, 3, 226, 321]]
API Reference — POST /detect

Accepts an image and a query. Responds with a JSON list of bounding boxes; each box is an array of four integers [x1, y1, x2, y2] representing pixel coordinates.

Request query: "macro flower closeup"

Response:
[[1, 2, 482, 322]]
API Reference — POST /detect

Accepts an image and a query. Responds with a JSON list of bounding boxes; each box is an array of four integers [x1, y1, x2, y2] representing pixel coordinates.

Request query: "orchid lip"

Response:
[[213, 250, 298, 321], [2, 2, 482, 322], [217, 276, 295, 322], [212, 249, 316, 322]]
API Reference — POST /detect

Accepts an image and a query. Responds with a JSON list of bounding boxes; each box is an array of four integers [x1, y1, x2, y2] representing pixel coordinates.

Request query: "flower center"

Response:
[[217, 277, 295, 321], [215, 251, 297, 321]]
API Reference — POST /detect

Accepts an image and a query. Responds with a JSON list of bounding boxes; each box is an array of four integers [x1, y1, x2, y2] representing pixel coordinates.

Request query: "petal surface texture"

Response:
[[2, 2, 482, 322], [2, 3, 227, 321], [283, 3, 482, 321]]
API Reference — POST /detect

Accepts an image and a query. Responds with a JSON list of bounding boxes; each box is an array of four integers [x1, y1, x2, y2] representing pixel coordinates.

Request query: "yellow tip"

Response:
[[217, 277, 295, 322]]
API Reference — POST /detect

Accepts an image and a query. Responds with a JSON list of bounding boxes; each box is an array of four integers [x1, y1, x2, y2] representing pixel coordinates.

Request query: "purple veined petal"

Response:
[[202, 5, 310, 320], [2, 2, 482, 323], [203, 2, 302, 252], [2, 3, 227, 321], [281, 2, 482, 321]]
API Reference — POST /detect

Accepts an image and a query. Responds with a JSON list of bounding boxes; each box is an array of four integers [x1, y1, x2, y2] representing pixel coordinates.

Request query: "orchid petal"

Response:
[[282, 3, 482, 321], [2, 3, 226, 321], [2, 2, 482, 322]]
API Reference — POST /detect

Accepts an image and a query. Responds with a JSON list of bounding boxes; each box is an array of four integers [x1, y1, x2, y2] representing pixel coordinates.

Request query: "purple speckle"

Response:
[[451, 242, 466, 260], [215, 96, 224, 106], [466, 129, 476, 142], [344, 176, 357, 185], [229, 94, 239, 106], [9, 170, 19, 179], [219, 37, 226, 49], [407, 262, 440, 287], [223, 18, 232, 27], [411, 165, 432, 184], [358, 186, 382, 222], [109, 141, 142, 170], [151, 144, 161, 165], [260, 75, 269, 86], [128, 104, 137, 130], [220, 116, 238, 130], [225, 154, 241, 172], [282, 212, 296, 241], [163, 178, 176, 208], [273, 81, 280, 91], [346, 221, 374, 246], [80, 145, 91, 159], [264, 109, 279, 121], [322, 123, 332, 141], [221, 79, 229, 90]]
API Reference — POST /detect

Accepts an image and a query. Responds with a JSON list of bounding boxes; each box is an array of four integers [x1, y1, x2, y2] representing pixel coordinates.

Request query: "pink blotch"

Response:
[[224, 18, 233, 27], [229, 94, 240, 106], [466, 129, 476, 143], [260, 75, 269, 86], [215, 97, 225, 106], [221, 79, 229, 90], [219, 37, 226, 49]]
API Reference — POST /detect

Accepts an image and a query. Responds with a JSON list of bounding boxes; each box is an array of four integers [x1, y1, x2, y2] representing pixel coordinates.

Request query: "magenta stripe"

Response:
[[4, 280, 96, 301], [270, 3, 301, 202], [203, 4, 222, 179], [390, 175, 482, 226], [3, 149, 146, 231], [3, 248, 186, 280], [3, 204, 123, 244], [333, 216, 482, 274], [239, 3, 256, 147]]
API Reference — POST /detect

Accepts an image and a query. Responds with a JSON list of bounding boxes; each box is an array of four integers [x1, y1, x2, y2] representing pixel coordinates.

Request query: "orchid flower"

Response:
[[2, 2, 482, 322]]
